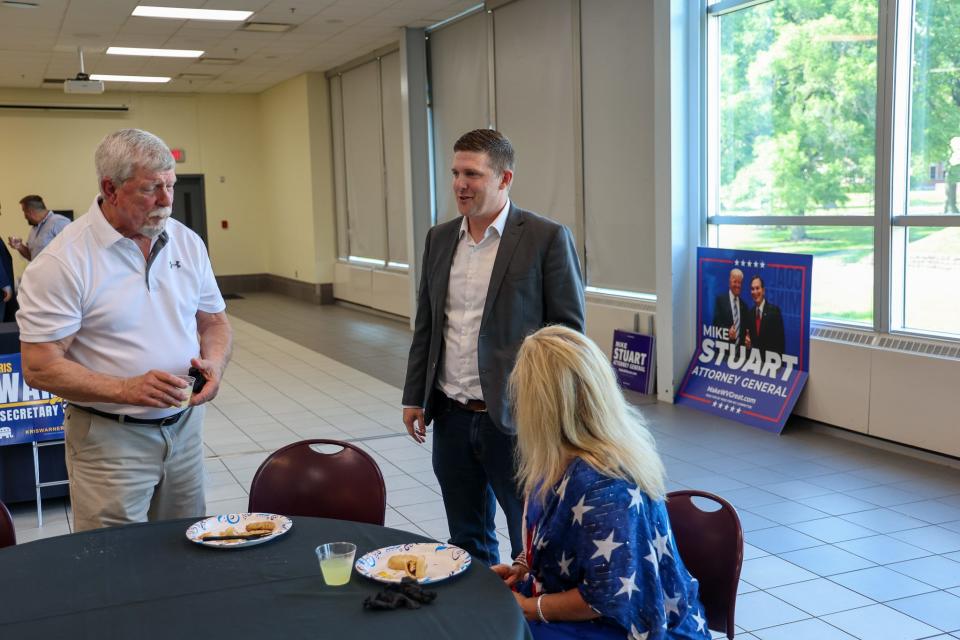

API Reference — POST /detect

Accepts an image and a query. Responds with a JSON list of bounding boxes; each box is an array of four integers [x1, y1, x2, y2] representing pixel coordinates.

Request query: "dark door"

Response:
[[172, 174, 208, 246]]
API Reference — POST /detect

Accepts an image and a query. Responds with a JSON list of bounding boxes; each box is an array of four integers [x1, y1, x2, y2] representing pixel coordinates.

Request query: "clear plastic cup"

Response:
[[316, 542, 357, 586], [175, 375, 195, 408]]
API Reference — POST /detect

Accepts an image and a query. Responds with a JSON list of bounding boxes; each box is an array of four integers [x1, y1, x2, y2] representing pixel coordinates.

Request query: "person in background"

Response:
[[17, 129, 232, 532], [946, 136, 960, 214], [744, 275, 785, 357], [712, 267, 749, 346], [0, 202, 14, 321], [493, 326, 709, 639], [402, 129, 586, 566], [9, 195, 71, 261]]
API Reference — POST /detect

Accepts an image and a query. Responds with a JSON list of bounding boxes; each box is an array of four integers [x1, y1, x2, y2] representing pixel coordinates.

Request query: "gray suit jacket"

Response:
[[402, 204, 586, 434]]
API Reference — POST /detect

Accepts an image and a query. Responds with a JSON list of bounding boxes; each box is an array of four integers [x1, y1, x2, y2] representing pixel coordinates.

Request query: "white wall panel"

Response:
[[869, 350, 960, 457], [372, 269, 411, 317], [333, 261, 374, 308], [793, 339, 871, 434]]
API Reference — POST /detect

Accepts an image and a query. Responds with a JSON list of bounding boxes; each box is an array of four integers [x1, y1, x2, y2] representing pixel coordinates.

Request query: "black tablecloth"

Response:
[[0, 516, 532, 640]]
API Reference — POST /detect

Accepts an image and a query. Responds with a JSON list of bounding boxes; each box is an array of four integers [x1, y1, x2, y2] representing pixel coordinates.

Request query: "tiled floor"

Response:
[[8, 293, 960, 640]]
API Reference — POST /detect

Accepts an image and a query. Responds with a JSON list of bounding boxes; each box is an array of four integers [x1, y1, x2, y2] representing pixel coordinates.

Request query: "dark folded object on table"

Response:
[[363, 577, 438, 611]]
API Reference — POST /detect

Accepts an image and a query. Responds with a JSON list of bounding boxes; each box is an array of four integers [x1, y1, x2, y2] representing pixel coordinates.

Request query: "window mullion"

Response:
[[874, 0, 902, 335]]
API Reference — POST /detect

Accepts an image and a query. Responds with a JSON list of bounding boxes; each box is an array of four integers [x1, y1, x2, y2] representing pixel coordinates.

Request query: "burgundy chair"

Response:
[[248, 439, 387, 525], [666, 490, 743, 639], [0, 499, 16, 549]]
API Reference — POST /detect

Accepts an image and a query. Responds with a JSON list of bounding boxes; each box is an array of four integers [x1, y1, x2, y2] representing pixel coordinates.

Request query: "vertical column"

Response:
[[400, 28, 432, 329], [653, 0, 702, 402]]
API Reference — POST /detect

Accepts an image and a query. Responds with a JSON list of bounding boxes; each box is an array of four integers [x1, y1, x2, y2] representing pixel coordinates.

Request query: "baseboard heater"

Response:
[[811, 325, 960, 360], [0, 103, 129, 112]]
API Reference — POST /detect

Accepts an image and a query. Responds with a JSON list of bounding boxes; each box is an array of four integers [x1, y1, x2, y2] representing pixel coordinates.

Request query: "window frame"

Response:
[[705, 0, 960, 341]]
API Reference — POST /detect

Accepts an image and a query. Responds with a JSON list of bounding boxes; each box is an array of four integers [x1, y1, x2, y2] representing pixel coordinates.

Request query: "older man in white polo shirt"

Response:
[[17, 128, 233, 531]]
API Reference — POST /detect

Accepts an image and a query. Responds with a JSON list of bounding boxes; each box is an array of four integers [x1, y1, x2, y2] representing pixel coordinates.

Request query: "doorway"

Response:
[[172, 174, 208, 246]]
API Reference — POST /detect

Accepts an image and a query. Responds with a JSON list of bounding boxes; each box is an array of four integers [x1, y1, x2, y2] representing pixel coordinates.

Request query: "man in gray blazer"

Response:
[[402, 129, 585, 565]]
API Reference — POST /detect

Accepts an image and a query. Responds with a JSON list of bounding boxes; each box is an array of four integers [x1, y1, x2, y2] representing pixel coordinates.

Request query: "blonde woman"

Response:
[[492, 326, 709, 639]]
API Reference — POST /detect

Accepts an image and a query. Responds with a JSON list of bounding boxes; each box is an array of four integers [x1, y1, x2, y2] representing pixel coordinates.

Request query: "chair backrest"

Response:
[[665, 490, 743, 640], [248, 439, 386, 525], [0, 499, 16, 549]]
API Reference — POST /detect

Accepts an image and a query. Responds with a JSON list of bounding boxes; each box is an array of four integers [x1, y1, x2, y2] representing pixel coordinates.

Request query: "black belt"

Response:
[[72, 405, 187, 426]]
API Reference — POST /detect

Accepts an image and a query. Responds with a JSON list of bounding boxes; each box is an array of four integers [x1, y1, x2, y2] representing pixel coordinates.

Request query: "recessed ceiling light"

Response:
[[90, 74, 171, 83], [107, 46, 204, 58], [2, 1, 39, 8], [132, 5, 253, 21]]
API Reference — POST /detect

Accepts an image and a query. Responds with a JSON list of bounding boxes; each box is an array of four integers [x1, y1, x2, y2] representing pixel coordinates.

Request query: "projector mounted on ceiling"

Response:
[[64, 47, 104, 94]]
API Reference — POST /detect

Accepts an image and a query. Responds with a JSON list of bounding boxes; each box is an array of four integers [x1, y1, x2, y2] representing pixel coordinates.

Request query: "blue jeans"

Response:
[[431, 403, 523, 565]]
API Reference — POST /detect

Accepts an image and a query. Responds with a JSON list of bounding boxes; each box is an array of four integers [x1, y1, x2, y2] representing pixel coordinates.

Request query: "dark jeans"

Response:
[[431, 400, 524, 566]]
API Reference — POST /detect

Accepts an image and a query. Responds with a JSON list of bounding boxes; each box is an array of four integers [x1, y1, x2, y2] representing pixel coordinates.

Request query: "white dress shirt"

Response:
[[437, 199, 511, 403]]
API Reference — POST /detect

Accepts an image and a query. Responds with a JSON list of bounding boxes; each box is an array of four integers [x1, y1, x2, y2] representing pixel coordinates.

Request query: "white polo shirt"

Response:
[[17, 197, 226, 419]]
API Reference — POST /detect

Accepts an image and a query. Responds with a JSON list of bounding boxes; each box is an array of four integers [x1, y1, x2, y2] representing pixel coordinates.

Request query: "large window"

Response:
[[892, 0, 960, 335], [329, 51, 408, 269], [707, 0, 960, 338]]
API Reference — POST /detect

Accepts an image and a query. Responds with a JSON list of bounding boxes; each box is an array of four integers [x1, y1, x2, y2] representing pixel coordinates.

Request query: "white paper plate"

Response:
[[185, 513, 292, 549], [354, 542, 471, 584]]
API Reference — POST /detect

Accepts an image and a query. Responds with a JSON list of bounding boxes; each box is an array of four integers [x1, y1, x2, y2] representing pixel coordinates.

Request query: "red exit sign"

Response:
[[171, 148, 186, 163]]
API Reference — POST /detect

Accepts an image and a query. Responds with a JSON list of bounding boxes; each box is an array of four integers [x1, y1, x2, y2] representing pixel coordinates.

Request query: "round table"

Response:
[[0, 516, 532, 639]]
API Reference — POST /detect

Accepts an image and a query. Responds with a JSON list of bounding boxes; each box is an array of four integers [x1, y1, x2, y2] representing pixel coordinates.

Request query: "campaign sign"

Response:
[[0, 352, 66, 446], [676, 247, 812, 434], [611, 330, 655, 394]]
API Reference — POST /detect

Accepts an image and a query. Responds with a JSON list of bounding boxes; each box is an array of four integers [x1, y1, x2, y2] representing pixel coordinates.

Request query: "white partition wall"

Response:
[[492, 0, 579, 239], [428, 11, 490, 222]]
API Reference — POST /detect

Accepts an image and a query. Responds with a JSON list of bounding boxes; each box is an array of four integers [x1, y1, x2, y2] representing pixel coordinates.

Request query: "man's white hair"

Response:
[[95, 129, 174, 195]]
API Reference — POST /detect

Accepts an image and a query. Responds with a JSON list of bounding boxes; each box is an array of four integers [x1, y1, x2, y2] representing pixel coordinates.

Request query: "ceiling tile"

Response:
[[0, 0, 469, 93]]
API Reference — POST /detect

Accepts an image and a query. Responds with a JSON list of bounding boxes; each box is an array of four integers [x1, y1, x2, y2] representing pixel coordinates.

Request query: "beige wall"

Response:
[[257, 73, 336, 284], [0, 89, 271, 278]]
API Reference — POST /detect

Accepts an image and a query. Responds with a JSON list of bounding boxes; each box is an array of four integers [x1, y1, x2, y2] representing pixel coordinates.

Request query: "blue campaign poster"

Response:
[[611, 330, 655, 394], [0, 352, 66, 446], [676, 247, 812, 434]]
